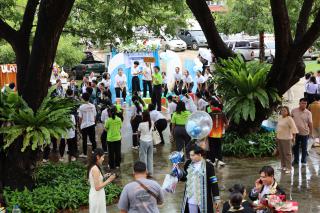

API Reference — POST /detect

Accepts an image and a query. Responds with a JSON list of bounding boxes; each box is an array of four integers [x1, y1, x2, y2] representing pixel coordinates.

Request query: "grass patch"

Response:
[[305, 60, 320, 72]]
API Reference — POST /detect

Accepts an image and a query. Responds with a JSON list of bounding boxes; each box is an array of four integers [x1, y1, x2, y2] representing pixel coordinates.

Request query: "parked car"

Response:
[[177, 29, 208, 50], [225, 40, 255, 61], [303, 47, 319, 60], [250, 41, 275, 61], [71, 52, 105, 80], [161, 35, 187, 52]]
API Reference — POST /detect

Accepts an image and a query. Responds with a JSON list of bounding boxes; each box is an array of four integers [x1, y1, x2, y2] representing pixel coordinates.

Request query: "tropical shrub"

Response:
[[0, 42, 15, 64], [223, 130, 276, 157], [214, 57, 280, 124], [0, 88, 78, 151], [3, 162, 122, 212]]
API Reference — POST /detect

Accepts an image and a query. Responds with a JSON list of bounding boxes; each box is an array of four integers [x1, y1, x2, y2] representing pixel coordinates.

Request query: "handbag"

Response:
[[152, 126, 161, 145], [162, 174, 178, 193]]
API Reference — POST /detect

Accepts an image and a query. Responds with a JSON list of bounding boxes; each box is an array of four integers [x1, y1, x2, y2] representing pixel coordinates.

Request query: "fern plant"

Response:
[[214, 57, 280, 124], [0, 88, 77, 152]]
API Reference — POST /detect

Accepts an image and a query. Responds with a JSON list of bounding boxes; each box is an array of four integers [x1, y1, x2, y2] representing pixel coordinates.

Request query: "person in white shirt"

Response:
[[181, 91, 197, 113], [53, 79, 65, 97], [114, 68, 127, 101], [196, 71, 206, 93], [173, 67, 183, 95], [305, 76, 318, 105], [59, 114, 77, 162], [167, 95, 177, 132], [138, 111, 154, 175], [142, 63, 153, 98], [162, 72, 168, 97], [78, 92, 97, 158], [195, 92, 208, 111], [148, 104, 168, 145], [204, 67, 213, 91], [131, 61, 142, 94], [131, 95, 144, 150], [316, 71, 320, 84], [182, 70, 194, 93], [88, 72, 97, 83], [100, 107, 109, 154], [80, 76, 89, 94]]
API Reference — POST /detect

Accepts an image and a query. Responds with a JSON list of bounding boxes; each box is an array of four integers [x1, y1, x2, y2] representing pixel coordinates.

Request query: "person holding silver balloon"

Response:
[[171, 101, 191, 152]]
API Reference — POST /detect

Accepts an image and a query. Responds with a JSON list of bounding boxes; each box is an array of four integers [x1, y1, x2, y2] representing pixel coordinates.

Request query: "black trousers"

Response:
[[208, 137, 223, 162], [100, 130, 108, 152], [115, 87, 126, 101], [174, 81, 183, 95], [143, 80, 152, 97], [132, 76, 140, 93], [155, 119, 167, 144], [107, 141, 121, 169], [81, 124, 96, 155], [131, 115, 143, 147], [184, 82, 194, 93], [162, 84, 168, 97], [152, 85, 162, 111], [59, 137, 77, 158], [43, 137, 58, 160], [174, 125, 190, 151]]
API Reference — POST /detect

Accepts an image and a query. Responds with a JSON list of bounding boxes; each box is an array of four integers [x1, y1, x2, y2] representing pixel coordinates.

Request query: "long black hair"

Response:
[[132, 94, 142, 114], [142, 111, 152, 130], [108, 105, 117, 119], [176, 101, 186, 114], [87, 148, 104, 178]]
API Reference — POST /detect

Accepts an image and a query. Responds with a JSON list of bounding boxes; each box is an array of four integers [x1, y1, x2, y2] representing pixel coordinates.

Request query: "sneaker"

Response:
[[285, 170, 291, 174], [59, 158, 64, 162], [71, 157, 76, 162], [87, 142, 92, 146], [131, 146, 139, 150], [79, 154, 87, 158], [42, 159, 48, 163], [301, 162, 307, 166], [115, 166, 120, 169]]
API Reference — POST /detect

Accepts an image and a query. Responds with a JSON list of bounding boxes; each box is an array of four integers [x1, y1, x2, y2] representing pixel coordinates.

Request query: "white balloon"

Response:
[[186, 111, 213, 139]]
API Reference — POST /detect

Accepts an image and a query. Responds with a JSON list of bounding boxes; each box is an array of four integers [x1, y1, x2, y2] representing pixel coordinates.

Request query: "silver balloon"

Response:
[[186, 111, 213, 139]]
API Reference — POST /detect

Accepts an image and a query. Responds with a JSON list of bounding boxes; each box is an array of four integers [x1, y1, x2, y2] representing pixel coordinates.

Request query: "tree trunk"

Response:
[[0, 0, 75, 191], [259, 31, 265, 62], [2, 138, 40, 190], [186, 0, 234, 59]]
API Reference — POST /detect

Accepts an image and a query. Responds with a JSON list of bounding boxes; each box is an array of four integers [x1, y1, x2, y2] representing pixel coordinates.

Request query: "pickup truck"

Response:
[[71, 52, 106, 80], [250, 41, 275, 62], [225, 40, 255, 61]]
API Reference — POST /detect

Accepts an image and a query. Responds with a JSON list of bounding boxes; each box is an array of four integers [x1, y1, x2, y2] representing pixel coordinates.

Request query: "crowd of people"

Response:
[[3, 64, 318, 213]]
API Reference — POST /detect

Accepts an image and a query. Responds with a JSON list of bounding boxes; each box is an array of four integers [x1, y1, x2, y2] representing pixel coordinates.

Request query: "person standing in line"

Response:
[[88, 148, 116, 213], [308, 94, 320, 148], [118, 161, 164, 213], [80, 76, 89, 94], [148, 104, 167, 145], [88, 72, 96, 84], [131, 61, 142, 94], [142, 62, 153, 98], [181, 90, 197, 113], [114, 68, 127, 102], [90, 80, 100, 105], [173, 67, 183, 95], [305, 76, 318, 105], [195, 71, 205, 94], [180, 145, 220, 213], [68, 78, 79, 98], [291, 98, 313, 165], [131, 94, 143, 150], [162, 72, 168, 98], [276, 106, 298, 174], [78, 92, 97, 158], [59, 113, 77, 162], [100, 106, 109, 154], [182, 70, 194, 93], [151, 66, 163, 111], [171, 101, 191, 152], [99, 72, 112, 100], [105, 106, 122, 169], [138, 111, 154, 175], [53, 79, 65, 97], [207, 99, 229, 166]]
